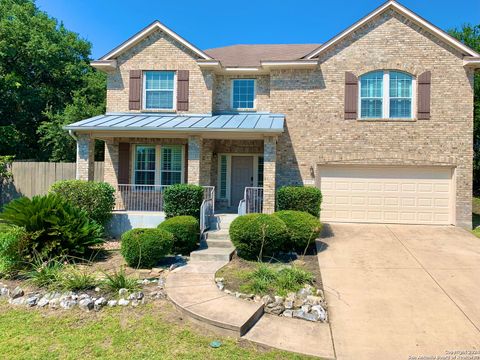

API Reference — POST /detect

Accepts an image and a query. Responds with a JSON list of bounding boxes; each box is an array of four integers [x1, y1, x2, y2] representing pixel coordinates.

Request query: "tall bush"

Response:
[[163, 184, 203, 218], [229, 214, 287, 260], [0, 194, 104, 259], [0, 226, 29, 275], [276, 186, 322, 217], [158, 216, 199, 254], [50, 180, 115, 225]]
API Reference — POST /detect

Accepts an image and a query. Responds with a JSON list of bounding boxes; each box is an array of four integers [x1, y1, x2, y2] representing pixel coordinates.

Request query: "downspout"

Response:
[[68, 130, 77, 141]]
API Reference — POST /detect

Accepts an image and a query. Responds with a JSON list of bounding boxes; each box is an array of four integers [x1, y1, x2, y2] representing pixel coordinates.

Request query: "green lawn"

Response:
[[0, 301, 313, 360], [473, 197, 480, 238]]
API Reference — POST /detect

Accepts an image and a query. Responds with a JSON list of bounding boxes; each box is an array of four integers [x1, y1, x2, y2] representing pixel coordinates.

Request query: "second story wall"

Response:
[[106, 29, 214, 114]]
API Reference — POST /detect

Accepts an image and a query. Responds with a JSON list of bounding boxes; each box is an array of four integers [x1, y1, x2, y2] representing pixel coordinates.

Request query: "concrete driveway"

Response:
[[317, 223, 480, 360]]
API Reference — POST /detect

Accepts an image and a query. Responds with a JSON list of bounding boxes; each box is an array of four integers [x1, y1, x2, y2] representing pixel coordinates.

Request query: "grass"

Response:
[[473, 196, 480, 238], [0, 302, 314, 360], [101, 267, 139, 294], [217, 259, 315, 297]]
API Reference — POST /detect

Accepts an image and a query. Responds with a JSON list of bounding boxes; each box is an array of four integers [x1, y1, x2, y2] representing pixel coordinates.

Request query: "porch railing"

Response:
[[200, 186, 215, 238], [238, 187, 263, 215], [114, 184, 215, 212]]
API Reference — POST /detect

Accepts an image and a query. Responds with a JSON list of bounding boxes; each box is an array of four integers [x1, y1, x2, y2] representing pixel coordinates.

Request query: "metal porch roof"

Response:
[[64, 113, 285, 133]]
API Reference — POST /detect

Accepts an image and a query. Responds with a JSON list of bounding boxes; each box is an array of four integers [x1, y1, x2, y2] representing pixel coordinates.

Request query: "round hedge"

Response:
[[273, 210, 322, 252], [276, 186, 322, 217], [163, 184, 204, 219], [158, 216, 199, 254], [229, 214, 287, 260], [121, 228, 173, 268]]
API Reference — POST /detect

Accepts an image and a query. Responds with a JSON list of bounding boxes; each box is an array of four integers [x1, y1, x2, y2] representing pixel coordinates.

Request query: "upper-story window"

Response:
[[359, 70, 414, 119], [231, 79, 255, 110], [143, 71, 175, 110]]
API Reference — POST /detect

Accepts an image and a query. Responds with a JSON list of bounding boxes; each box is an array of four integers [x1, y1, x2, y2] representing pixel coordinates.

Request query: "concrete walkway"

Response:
[[318, 223, 480, 360], [166, 261, 335, 358]]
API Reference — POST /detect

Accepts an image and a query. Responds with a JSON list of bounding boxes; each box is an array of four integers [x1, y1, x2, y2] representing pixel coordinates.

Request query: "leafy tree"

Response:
[[0, 0, 105, 160], [449, 24, 480, 192]]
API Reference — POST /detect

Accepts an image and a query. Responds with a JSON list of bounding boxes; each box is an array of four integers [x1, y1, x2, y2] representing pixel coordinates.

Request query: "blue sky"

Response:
[[36, 0, 480, 59]]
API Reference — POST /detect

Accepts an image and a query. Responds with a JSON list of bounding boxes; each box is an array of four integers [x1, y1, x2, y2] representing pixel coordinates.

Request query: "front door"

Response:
[[231, 156, 254, 208]]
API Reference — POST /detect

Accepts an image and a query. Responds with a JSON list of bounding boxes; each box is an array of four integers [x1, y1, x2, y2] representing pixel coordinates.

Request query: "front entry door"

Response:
[[231, 156, 254, 208]]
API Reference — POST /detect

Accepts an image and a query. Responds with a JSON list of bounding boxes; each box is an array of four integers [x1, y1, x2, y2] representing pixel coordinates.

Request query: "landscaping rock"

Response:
[[26, 295, 39, 307], [129, 292, 144, 301], [284, 300, 294, 309], [118, 288, 128, 297], [0, 286, 9, 297], [131, 300, 140, 307], [60, 299, 77, 310], [292, 309, 318, 322], [282, 310, 294, 318], [118, 298, 129, 306], [48, 299, 60, 309], [11, 286, 24, 299], [265, 304, 285, 315], [306, 295, 323, 306], [94, 287, 101, 292], [261, 295, 274, 306], [216, 282, 224, 291], [158, 279, 165, 289], [297, 285, 314, 298], [37, 296, 50, 308], [311, 305, 327, 322], [214, 277, 224, 283], [78, 294, 90, 300], [79, 298, 94, 311], [9, 296, 26, 306], [107, 300, 117, 307], [301, 304, 311, 313]]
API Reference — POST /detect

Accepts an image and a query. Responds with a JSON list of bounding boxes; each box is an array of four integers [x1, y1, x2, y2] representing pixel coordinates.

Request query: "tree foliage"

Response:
[[0, 0, 105, 161], [449, 24, 480, 192]]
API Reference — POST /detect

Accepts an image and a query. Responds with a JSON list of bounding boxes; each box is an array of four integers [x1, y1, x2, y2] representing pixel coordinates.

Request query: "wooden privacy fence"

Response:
[[1, 162, 104, 205]]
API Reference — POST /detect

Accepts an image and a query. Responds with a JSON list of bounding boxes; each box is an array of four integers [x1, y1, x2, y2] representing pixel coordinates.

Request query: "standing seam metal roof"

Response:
[[64, 113, 285, 132]]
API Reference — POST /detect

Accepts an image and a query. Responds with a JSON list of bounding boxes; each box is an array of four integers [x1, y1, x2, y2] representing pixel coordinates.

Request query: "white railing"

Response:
[[200, 197, 214, 239], [238, 187, 263, 214], [114, 184, 215, 212], [114, 184, 168, 211]]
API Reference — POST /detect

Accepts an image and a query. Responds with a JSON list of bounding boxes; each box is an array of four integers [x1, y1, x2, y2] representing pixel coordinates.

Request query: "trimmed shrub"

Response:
[[229, 214, 287, 260], [121, 228, 173, 268], [50, 180, 115, 225], [158, 216, 199, 254], [273, 210, 322, 253], [0, 194, 104, 260], [163, 184, 203, 218], [276, 186, 322, 217], [0, 226, 29, 275]]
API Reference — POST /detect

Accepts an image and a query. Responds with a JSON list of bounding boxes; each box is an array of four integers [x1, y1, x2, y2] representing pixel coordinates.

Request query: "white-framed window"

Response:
[[231, 79, 256, 110], [359, 70, 415, 119], [143, 71, 176, 110], [132, 144, 184, 185]]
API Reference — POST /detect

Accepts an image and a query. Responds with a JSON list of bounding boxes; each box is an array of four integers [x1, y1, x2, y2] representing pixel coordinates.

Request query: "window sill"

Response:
[[142, 109, 177, 113], [357, 118, 417, 122]]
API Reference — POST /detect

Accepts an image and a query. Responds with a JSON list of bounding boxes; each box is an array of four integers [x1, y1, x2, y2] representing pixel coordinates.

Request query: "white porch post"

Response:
[[263, 136, 277, 213], [76, 133, 94, 181], [188, 135, 202, 185]]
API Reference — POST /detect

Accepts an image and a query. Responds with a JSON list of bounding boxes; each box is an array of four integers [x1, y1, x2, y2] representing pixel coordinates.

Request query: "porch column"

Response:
[[263, 136, 277, 213], [187, 135, 202, 185], [76, 133, 94, 181], [199, 139, 214, 186], [104, 139, 119, 187]]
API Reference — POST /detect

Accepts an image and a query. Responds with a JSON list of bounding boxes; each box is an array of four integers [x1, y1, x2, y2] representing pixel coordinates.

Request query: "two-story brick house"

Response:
[[66, 0, 480, 228]]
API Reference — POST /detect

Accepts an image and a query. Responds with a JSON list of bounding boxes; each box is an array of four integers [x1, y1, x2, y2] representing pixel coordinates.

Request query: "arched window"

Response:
[[359, 71, 414, 119]]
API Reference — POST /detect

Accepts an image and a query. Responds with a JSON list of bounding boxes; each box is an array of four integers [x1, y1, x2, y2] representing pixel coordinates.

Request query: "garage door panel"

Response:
[[319, 166, 453, 225]]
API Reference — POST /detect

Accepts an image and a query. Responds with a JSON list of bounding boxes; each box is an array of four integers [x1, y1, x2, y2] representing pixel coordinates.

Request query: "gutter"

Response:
[[68, 130, 77, 141]]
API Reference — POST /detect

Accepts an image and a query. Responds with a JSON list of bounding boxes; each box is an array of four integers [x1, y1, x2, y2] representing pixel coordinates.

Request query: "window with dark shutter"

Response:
[[118, 143, 130, 184], [129, 70, 142, 110], [177, 70, 189, 111], [417, 71, 431, 120], [345, 72, 358, 120]]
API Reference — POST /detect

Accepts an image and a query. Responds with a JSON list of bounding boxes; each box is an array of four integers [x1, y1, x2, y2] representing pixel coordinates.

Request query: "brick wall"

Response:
[[270, 11, 473, 227], [106, 29, 214, 114]]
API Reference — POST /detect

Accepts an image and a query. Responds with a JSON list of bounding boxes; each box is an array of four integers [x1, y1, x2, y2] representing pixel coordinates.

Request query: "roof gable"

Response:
[[99, 20, 212, 61], [304, 0, 480, 59]]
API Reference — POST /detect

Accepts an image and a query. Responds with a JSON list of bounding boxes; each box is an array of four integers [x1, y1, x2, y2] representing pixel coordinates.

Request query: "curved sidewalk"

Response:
[[165, 261, 335, 359]]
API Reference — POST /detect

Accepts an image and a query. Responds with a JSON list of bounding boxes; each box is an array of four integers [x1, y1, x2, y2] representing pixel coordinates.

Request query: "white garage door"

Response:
[[319, 166, 454, 225]]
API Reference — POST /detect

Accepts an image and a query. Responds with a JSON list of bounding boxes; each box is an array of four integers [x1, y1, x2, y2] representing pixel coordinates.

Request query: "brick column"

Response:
[[187, 136, 202, 185], [104, 139, 119, 187], [263, 136, 277, 213], [199, 139, 213, 186], [76, 134, 94, 181]]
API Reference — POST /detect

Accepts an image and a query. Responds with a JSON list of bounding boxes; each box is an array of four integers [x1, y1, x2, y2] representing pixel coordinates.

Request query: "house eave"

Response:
[[90, 60, 117, 72], [463, 57, 480, 68], [196, 60, 318, 73]]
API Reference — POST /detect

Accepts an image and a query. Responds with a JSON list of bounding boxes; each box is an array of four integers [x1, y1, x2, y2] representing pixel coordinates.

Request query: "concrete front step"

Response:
[[166, 263, 264, 336], [205, 238, 233, 248], [206, 230, 230, 240], [190, 247, 235, 262]]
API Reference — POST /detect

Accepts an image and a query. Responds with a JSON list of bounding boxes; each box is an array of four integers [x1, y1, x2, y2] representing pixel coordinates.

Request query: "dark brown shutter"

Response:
[[129, 70, 142, 110], [344, 72, 358, 120], [177, 70, 189, 111], [118, 143, 130, 184], [417, 71, 431, 120]]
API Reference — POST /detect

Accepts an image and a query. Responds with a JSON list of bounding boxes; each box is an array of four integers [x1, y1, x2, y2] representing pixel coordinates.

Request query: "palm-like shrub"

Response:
[[0, 194, 104, 260]]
